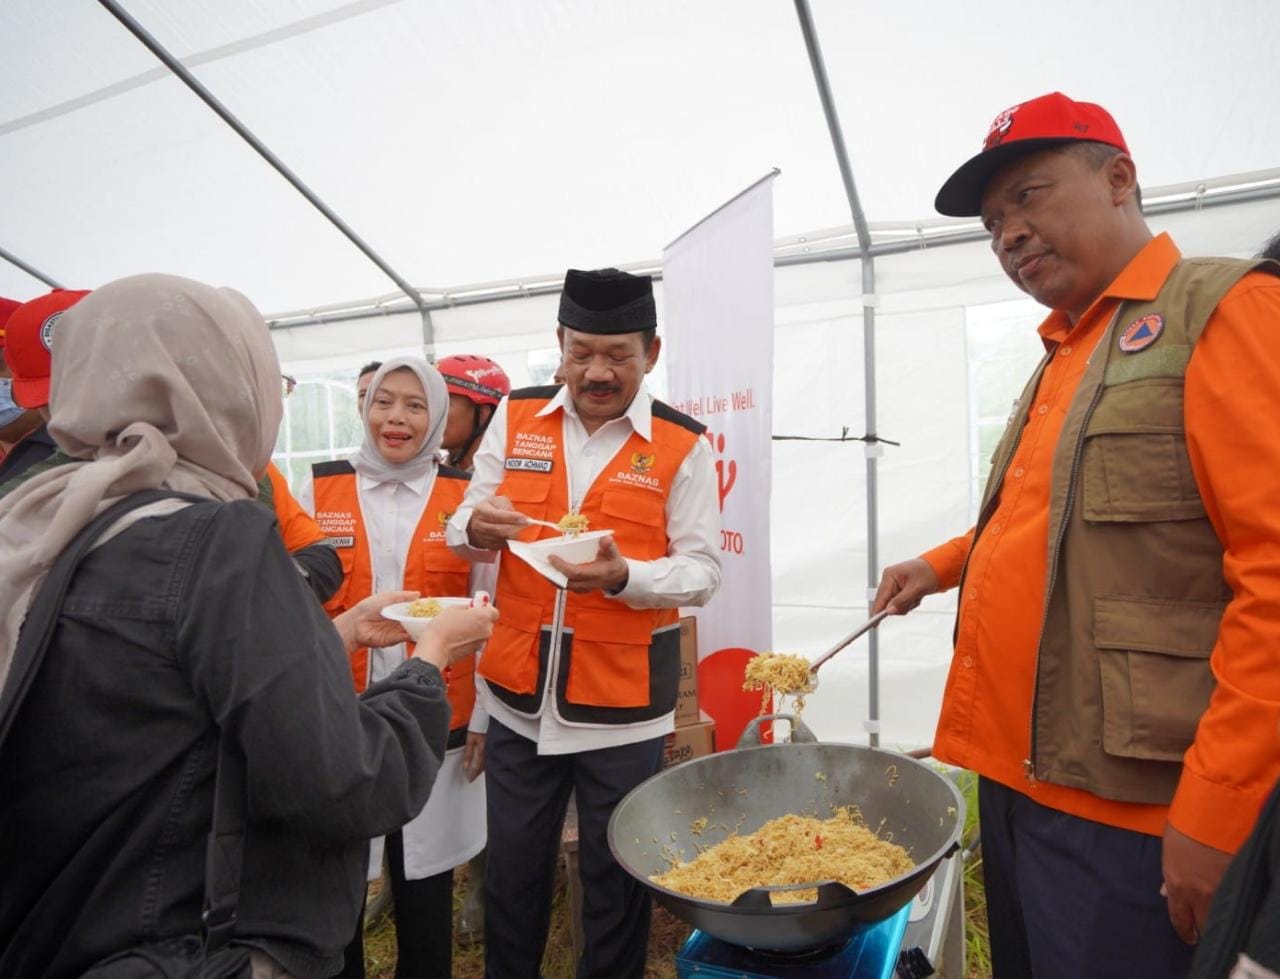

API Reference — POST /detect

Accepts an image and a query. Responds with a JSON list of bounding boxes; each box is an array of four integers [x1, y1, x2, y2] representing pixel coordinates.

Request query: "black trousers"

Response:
[[337, 831, 455, 979], [483, 718, 664, 979], [979, 776, 1195, 979]]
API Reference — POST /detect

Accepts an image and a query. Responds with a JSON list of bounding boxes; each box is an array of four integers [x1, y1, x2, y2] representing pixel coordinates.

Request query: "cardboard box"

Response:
[[663, 715, 715, 770], [675, 616, 699, 727]]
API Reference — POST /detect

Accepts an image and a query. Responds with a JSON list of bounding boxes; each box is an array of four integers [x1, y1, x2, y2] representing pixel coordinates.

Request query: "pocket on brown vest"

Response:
[[1094, 595, 1221, 762], [1081, 380, 1204, 522]]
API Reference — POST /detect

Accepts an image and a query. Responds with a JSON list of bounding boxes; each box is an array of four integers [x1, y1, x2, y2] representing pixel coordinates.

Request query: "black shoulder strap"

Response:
[[201, 734, 246, 954]]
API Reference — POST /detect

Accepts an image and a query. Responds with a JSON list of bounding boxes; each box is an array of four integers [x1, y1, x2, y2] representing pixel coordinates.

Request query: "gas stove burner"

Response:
[[744, 940, 850, 962], [676, 902, 913, 979]]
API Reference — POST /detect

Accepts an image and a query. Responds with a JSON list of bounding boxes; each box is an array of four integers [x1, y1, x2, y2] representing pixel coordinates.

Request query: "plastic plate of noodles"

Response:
[[380, 596, 473, 642]]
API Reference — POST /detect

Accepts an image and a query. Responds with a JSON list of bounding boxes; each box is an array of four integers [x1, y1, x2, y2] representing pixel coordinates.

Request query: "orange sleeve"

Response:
[[919, 529, 975, 592], [1171, 272, 1280, 852], [267, 463, 327, 553]]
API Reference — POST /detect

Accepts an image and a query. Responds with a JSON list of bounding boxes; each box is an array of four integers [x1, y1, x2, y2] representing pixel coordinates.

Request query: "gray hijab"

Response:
[[352, 356, 448, 484], [0, 273, 281, 693]]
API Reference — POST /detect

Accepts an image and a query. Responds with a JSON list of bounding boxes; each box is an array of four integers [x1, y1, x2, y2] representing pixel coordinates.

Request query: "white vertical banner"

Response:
[[662, 171, 776, 744]]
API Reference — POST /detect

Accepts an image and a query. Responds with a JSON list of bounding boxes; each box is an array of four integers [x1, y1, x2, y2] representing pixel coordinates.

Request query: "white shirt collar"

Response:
[[536, 380, 654, 441], [358, 468, 434, 496]]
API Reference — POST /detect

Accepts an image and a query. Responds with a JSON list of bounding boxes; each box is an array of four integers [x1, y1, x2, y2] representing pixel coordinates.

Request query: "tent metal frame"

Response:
[[2, 4, 1276, 747]]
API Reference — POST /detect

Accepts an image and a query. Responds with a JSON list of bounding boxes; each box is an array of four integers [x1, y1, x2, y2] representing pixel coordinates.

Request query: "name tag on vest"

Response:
[[505, 458, 553, 472], [322, 535, 355, 548]]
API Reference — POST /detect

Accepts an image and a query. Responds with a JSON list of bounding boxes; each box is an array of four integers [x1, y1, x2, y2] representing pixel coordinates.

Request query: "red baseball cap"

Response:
[[0, 297, 21, 350], [6, 289, 91, 408], [935, 92, 1130, 217]]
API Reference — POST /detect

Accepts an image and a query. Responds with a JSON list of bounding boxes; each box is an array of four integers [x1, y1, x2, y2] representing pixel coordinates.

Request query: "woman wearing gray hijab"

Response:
[[310, 357, 490, 979], [0, 275, 497, 979]]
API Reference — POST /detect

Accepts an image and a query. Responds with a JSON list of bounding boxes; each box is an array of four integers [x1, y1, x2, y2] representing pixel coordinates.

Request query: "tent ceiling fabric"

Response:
[[2, 0, 1279, 312]]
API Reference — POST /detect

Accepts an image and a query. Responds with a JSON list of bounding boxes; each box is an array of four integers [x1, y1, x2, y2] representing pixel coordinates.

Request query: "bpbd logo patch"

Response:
[[1118, 313, 1164, 353]]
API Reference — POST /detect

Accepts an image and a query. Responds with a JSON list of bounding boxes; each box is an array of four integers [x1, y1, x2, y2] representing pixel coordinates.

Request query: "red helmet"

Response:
[[437, 354, 511, 407]]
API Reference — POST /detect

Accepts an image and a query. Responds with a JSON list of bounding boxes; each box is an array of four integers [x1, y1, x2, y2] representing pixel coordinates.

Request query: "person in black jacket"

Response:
[[0, 273, 498, 979]]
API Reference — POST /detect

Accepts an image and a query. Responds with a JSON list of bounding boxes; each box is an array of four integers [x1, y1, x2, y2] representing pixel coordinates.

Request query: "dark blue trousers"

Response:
[[483, 719, 664, 979], [979, 777, 1195, 979]]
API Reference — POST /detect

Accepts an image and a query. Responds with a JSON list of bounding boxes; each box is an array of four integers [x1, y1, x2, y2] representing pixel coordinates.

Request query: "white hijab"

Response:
[[0, 273, 281, 692], [352, 356, 448, 485]]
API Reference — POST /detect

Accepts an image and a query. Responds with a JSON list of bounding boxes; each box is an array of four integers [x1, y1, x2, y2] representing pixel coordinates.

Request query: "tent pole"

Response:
[[94, 0, 428, 314], [792, 0, 881, 746], [0, 246, 63, 290]]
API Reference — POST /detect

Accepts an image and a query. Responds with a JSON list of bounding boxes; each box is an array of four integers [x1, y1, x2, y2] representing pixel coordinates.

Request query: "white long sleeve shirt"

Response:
[[447, 382, 721, 754]]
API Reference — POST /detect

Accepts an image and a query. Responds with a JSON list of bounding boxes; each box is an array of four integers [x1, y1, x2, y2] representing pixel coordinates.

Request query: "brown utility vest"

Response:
[[971, 257, 1280, 806]]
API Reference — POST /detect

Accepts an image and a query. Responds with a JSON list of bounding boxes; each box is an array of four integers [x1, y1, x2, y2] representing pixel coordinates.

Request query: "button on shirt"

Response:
[[447, 382, 721, 755], [922, 234, 1280, 851]]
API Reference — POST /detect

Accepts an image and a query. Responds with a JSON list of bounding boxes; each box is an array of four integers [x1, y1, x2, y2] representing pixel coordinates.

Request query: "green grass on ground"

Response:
[[366, 775, 992, 978]]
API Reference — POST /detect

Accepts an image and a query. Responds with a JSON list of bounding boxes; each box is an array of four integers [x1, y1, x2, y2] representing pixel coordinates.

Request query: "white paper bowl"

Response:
[[522, 528, 614, 566], [381, 597, 473, 642]]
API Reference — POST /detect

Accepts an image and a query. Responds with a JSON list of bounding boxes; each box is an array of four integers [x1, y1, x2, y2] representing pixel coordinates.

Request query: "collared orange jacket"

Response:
[[922, 234, 1280, 853]]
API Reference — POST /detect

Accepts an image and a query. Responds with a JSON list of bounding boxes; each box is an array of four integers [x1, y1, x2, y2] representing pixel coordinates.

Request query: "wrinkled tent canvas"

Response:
[[3, 0, 1279, 747]]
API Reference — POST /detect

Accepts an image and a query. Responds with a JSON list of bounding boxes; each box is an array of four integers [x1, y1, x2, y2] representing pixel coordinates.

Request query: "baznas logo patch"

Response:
[[630, 452, 656, 474], [1118, 313, 1164, 353]]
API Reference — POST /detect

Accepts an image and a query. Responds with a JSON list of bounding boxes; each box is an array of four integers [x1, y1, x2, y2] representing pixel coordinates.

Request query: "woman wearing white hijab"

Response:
[[310, 357, 491, 979], [0, 275, 497, 979]]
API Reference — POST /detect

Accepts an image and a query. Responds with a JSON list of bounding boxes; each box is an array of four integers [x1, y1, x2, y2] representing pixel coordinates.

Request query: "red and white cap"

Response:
[[6, 289, 91, 408], [934, 92, 1130, 217]]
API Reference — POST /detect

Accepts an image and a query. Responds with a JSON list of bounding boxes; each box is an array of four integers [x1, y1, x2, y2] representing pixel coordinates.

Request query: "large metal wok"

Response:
[[608, 716, 964, 951]]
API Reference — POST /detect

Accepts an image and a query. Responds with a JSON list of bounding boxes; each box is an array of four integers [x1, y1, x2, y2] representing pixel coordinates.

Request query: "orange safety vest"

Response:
[[264, 462, 327, 552], [311, 461, 475, 734], [479, 386, 704, 726]]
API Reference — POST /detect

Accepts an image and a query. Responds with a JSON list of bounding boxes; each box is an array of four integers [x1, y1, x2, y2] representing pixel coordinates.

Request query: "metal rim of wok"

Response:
[[607, 740, 966, 951]]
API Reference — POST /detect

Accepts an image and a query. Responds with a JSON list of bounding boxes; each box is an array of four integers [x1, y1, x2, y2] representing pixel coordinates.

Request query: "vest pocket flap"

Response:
[[572, 607, 653, 645], [600, 489, 666, 526], [494, 592, 546, 635], [1084, 378, 1185, 436], [503, 478, 552, 504], [1094, 595, 1223, 658], [1081, 433, 1206, 523]]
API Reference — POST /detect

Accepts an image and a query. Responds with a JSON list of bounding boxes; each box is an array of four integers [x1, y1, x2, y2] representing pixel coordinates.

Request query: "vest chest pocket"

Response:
[[499, 473, 553, 526], [599, 489, 667, 552], [420, 542, 472, 597], [1081, 379, 1205, 522], [1095, 595, 1222, 762]]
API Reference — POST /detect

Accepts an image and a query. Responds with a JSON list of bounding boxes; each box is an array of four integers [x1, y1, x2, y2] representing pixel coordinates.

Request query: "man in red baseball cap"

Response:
[[875, 92, 1280, 977], [0, 297, 44, 463], [0, 289, 89, 485]]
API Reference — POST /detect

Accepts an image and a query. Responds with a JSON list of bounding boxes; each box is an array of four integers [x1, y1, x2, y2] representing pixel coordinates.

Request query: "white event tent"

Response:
[[3, 0, 1279, 749]]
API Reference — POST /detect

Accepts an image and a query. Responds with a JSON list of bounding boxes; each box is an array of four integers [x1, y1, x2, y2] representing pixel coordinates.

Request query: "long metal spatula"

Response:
[[808, 610, 890, 674]]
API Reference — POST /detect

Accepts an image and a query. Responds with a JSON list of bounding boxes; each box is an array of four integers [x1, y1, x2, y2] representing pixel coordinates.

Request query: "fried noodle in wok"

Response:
[[743, 652, 816, 714], [651, 806, 913, 904]]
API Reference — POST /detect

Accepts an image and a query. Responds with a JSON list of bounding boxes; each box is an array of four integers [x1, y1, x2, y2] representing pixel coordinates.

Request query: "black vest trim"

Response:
[[311, 460, 355, 479], [509, 385, 562, 401], [651, 399, 706, 437]]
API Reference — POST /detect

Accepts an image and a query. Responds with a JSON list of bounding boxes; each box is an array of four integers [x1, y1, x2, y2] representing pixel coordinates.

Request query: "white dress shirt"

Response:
[[447, 381, 721, 755]]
